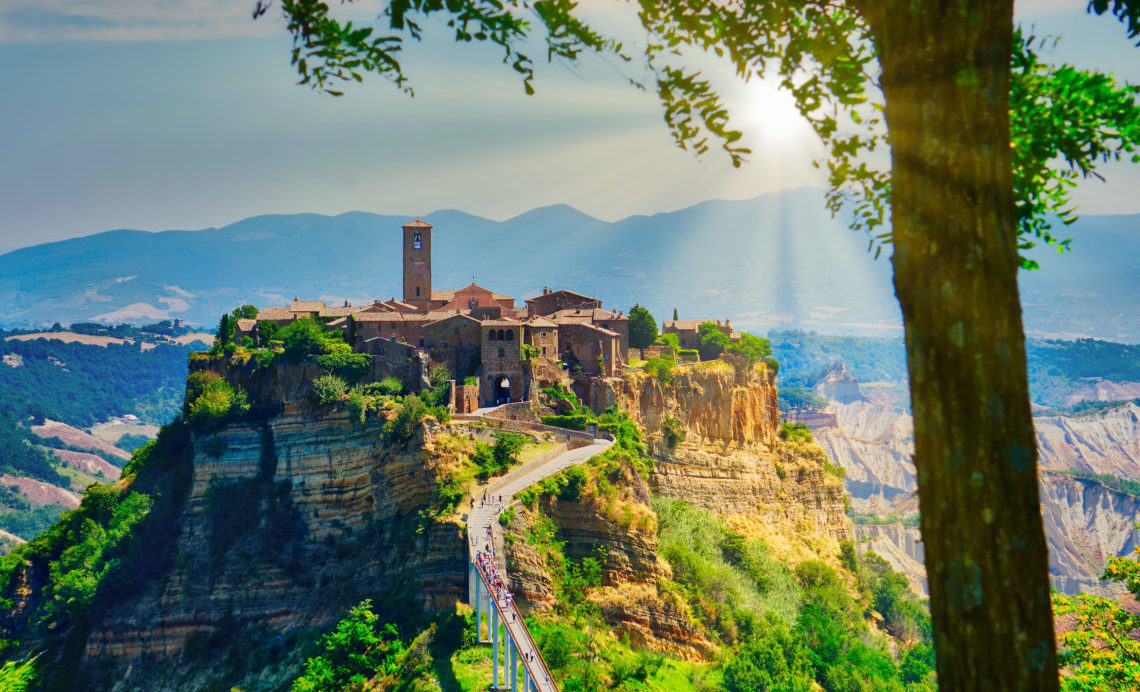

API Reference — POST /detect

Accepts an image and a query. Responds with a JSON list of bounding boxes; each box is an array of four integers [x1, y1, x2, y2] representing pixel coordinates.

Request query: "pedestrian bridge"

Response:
[[463, 407, 613, 692]]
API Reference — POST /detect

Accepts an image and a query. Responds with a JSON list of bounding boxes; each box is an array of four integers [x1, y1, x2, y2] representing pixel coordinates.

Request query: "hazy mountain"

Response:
[[2, 188, 1137, 340]]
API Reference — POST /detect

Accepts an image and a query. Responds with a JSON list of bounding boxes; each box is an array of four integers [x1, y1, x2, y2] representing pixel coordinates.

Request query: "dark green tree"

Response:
[[727, 332, 773, 364], [627, 304, 657, 348], [255, 0, 1140, 686], [697, 322, 730, 361], [672, 307, 678, 321]]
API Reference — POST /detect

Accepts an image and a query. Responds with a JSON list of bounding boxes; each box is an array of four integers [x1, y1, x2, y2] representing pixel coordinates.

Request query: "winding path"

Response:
[[462, 408, 613, 692]]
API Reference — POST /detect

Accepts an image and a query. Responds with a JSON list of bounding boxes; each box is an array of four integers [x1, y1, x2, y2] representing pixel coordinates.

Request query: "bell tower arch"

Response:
[[402, 219, 432, 311]]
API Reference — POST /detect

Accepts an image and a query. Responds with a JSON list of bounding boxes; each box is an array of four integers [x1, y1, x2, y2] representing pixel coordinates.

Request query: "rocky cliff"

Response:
[[810, 394, 1140, 597], [609, 362, 849, 559], [70, 357, 467, 690], [503, 361, 850, 660]]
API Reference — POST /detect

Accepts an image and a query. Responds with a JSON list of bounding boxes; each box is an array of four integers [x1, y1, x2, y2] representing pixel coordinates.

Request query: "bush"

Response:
[[662, 415, 686, 447], [365, 377, 404, 397], [316, 352, 371, 383], [347, 388, 368, 426], [184, 371, 249, 432], [291, 600, 405, 692], [779, 421, 813, 444], [644, 357, 675, 385], [559, 464, 589, 501], [278, 318, 345, 363], [382, 394, 426, 445], [541, 414, 588, 431], [312, 374, 348, 405]]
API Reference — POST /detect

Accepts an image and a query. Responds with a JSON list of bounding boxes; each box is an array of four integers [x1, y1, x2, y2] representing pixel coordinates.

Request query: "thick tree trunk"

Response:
[[863, 1, 1059, 688]]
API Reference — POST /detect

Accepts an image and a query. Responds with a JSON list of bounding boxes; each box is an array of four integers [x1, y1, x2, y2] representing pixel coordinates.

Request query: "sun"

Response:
[[733, 79, 817, 146]]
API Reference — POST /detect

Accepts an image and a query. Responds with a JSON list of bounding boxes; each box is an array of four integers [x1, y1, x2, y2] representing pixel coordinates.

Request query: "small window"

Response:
[[418, 338, 424, 348], [541, 346, 547, 355], [498, 347, 505, 358], [505, 329, 514, 341], [416, 286, 420, 297], [413, 232, 422, 249], [489, 331, 497, 341], [497, 329, 505, 341], [454, 327, 459, 335]]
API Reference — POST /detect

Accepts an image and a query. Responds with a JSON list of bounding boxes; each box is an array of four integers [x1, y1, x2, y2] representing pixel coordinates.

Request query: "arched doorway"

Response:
[[495, 375, 511, 405]]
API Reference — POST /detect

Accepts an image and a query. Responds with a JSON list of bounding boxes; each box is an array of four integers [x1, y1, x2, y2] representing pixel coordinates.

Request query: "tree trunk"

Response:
[[862, 1, 1059, 688]]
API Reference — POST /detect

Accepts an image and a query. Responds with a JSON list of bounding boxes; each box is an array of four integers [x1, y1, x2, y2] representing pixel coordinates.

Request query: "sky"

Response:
[[1, 0, 1139, 254]]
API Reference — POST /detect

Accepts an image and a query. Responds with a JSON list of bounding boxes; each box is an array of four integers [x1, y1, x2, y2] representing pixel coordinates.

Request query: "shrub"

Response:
[[279, 318, 344, 363], [366, 377, 404, 397], [184, 372, 249, 432], [312, 374, 348, 405], [382, 394, 426, 445], [559, 464, 589, 502], [644, 357, 675, 385], [541, 414, 588, 431], [779, 421, 813, 444], [347, 388, 368, 426], [316, 352, 371, 383], [657, 332, 680, 350], [462, 375, 478, 386], [291, 600, 405, 692], [662, 415, 686, 447]]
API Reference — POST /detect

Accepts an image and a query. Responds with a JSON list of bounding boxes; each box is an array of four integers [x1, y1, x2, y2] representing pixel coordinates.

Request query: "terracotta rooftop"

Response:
[[318, 305, 359, 317], [525, 289, 598, 303], [481, 319, 522, 327], [256, 307, 294, 321], [353, 312, 432, 323], [550, 308, 626, 322], [234, 318, 257, 331], [290, 300, 326, 312], [431, 289, 456, 301], [663, 320, 705, 330], [527, 317, 558, 328], [427, 312, 480, 326], [563, 322, 620, 338], [403, 219, 433, 228]]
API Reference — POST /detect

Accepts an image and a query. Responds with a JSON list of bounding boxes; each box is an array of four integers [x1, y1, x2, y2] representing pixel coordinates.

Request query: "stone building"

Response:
[[526, 288, 601, 317], [254, 218, 643, 407], [662, 318, 737, 350]]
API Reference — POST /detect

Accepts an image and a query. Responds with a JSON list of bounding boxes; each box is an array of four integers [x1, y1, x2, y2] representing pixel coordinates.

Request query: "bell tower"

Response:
[[402, 219, 432, 311]]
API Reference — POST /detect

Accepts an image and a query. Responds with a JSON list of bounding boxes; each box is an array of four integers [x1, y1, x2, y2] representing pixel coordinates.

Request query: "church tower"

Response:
[[402, 220, 432, 311]]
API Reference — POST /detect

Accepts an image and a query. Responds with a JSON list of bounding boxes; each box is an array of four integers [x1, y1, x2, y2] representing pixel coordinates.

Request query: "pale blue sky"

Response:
[[1, 0, 1138, 253]]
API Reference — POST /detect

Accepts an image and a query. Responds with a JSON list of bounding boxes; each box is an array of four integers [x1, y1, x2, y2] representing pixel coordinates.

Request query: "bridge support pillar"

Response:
[[474, 569, 482, 641], [510, 637, 518, 691], [492, 606, 500, 688]]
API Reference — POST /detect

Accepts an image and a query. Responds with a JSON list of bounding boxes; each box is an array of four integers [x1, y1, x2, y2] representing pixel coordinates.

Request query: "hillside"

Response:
[[2, 189, 1138, 341], [0, 347, 935, 691]]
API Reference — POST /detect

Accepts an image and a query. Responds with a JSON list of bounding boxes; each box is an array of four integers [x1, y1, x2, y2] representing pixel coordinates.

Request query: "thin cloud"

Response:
[[0, 0, 281, 43]]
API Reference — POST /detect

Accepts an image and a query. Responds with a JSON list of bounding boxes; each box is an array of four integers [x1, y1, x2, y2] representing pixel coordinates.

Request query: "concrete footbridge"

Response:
[[459, 407, 613, 692]]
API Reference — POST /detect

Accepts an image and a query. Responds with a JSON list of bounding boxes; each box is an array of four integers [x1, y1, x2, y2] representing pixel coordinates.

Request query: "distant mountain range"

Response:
[[2, 188, 1137, 340]]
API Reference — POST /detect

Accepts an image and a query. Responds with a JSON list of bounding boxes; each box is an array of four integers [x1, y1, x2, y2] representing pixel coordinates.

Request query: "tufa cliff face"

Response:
[[81, 361, 466, 690], [605, 362, 849, 558], [505, 463, 717, 660], [503, 361, 850, 661]]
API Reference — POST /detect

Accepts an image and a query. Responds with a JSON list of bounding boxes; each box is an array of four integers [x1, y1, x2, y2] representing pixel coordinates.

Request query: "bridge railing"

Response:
[[473, 554, 557, 691]]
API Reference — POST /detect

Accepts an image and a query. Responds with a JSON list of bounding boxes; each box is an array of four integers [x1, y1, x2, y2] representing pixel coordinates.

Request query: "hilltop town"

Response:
[[238, 220, 743, 409]]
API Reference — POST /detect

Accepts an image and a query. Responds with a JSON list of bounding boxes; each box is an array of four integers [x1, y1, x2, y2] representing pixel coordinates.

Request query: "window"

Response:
[[505, 329, 514, 341], [419, 338, 424, 348], [498, 347, 505, 358], [416, 286, 420, 297], [497, 329, 506, 341], [413, 232, 422, 249], [541, 346, 547, 355], [489, 330, 497, 341], [454, 327, 459, 335]]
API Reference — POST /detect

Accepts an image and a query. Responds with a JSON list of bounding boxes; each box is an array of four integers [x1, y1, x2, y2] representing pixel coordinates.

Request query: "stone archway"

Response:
[[494, 375, 511, 405]]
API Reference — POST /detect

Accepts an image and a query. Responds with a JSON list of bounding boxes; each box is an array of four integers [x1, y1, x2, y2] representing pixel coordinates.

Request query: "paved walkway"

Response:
[[463, 406, 613, 692]]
